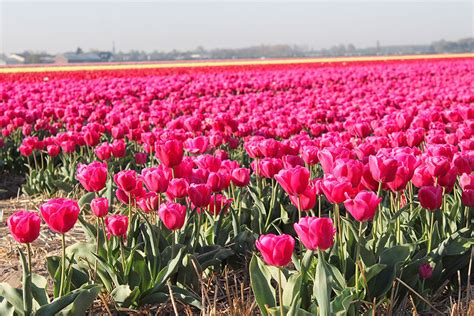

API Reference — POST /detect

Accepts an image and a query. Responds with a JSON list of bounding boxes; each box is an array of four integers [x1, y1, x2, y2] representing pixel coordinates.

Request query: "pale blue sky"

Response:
[[1, 1, 472, 53]]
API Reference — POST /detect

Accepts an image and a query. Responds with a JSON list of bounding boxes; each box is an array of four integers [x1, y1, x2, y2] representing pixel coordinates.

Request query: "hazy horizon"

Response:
[[1, 1, 472, 54]]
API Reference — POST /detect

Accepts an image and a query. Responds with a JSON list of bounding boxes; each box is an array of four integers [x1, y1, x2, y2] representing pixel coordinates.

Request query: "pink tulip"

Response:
[[294, 217, 335, 250], [255, 234, 295, 267], [274, 166, 310, 196], [158, 202, 187, 230], [344, 191, 381, 222], [418, 186, 443, 211], [90, 197, 109, 218], [76, 161, 108, 192], [8, 210, 41, 243], [40, 198, 80, 234]]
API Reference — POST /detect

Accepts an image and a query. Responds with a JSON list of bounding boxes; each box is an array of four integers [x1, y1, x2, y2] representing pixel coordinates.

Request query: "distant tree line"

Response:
[[111, 38, 473, 62], [2, 38, 472, 64]]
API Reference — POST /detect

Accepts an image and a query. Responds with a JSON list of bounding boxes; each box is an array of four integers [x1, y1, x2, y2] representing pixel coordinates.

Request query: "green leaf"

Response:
[[0, 297, 15, 316], [313, 255, 331, 316], [110, 285, 139, 308], [282, 272, 302, 308], [152, 246, 184, 289], [59, 284, 102, 315], [105, 178, 114, 213], [249, 255, 276, 316], [35, 284, 101, 316], [170, 286, 202, 310], [78, 192, 95, 209], [267, 306, 314, 316], [364, 264, 386, 283], [196, 245, 234, 270], [0, 283, 24, 314], [18, 248, 32, 315], [31, 274, 49, 307], [331, 288, 356, 316]]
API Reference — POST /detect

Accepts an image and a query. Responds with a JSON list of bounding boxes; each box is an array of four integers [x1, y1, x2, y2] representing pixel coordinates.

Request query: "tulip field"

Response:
[[0, 56, 473, 315]]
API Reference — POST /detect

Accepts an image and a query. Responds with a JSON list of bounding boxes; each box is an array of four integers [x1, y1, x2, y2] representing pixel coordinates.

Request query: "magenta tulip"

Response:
[[40, 198, 80, 234], [76, 161, 108, 192], [158, 202, 187, 230], [90, 197, 109, 218], [418, 186, 443, 211], [344, 191, 381, 222], [255, 234, 295, 267], [8, 210, 41, 243], [294, 217, 335, 250]]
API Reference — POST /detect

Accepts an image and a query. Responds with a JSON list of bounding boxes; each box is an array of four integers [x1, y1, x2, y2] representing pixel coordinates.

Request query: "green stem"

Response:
[[94, 218, 99, 281], [318, 195, 321, 217], [355, 221, 363, 293], [278, 268, 284, 316], [26, 243, 32, 273], [427, 210, 435, 254], [101, 218, 109, 259], [120, 238, 127, 277], [171, 230, 176, 259], [373, 181, 383, 247], [59, 234, 66, 297]]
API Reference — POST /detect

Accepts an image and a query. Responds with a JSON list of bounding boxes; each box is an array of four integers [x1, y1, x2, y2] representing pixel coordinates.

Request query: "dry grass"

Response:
[[1, 195, 472, 315]]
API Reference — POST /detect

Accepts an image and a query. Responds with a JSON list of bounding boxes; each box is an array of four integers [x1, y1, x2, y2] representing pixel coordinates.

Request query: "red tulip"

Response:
[[76, 161, 108, 192], [188, 183, 212, 207], [134, 152, 148, 165], [111, 139, 126, 158], [418, 186, 443, 211], [412, 166, 435, 188], [47, 144, 60, 157], [94, 143, 112, 160], [208, 194, 232, 216], [282, 155, 305, 169], [155, 140, 184, 168], [274, 166, 310, 196], [301, 146, 319, 165], [231, 168, 250, 187], [116, 180, 145, 205], [166, 178, 189, 200], [255, 158, 283, 179], [460, 173, 474, 190], [426, 156, 450, 178], [105, 215, 128, 238], [184, 136, 209, 154], [137, 192, 160, 213], [40, 198, 80, 234], [290, 182, 317, 211], [7, 210, 41, 243], [19, 144, 33, 156], [368, 155, 399, 183], [207, 172, 231, 192], [255, 234, 295, 267], [114, 170, 138, 192], [332, 159, 364, 188], [321, 176, 354, 204], [258, 138, 281, 158], [158, 202, 187, 230], [461, 189, 474, 207], [387, 166, 411, 192], [419, 263, 433, 279], [142, 167, 169, 193], [195, 154, 221, 172], [344, 191, 381, 222], [84, 130, 100, 147], [293, 217, 335, 250], [89, 197, 108, 218]]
